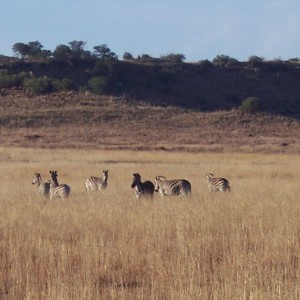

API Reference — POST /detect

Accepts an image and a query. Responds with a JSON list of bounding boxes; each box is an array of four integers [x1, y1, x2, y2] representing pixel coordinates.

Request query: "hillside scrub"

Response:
[[1, 51, 300, 116]]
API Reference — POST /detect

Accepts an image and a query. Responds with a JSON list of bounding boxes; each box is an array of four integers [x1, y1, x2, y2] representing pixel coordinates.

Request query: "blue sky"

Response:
[[1, 0, 300, 62]]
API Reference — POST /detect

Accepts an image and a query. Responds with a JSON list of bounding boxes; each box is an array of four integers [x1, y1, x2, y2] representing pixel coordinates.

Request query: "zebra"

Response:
[[32, 172, 50, 197], [49, 170, 71, 200], [85, 170, 108, 192], [154, 176, 191, 198], [206, 173, 230, 192], [131, 173, 155, 199]]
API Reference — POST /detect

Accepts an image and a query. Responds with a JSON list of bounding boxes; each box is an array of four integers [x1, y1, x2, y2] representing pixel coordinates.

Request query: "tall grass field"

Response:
[[0, 147, 299, 299]]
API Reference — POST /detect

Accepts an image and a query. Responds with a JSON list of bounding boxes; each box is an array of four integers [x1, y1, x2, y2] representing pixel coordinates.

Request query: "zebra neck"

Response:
[[50, 181, 58, 188]]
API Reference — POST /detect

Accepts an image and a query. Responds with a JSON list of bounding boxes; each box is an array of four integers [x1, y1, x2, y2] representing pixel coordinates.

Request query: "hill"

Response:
[[0, 89, 299, 153], [1, 58, 300, 117], [1, 56, 300, 153]]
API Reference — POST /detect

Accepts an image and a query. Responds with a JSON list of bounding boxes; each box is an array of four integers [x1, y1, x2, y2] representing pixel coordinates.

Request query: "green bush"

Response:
[[23, 77, 53, 94], [159, 53, 185, 63], [0, 71, 29, 88], [0, 70, 18, 88], [52, 78, 73, 91], [248, 55, 265, 63], [240, 97, 262, 113], [16, 72, 30, 83], [212, 55, 239, 67], [88, 76, 109, 94], [122, 52, 134, 60]]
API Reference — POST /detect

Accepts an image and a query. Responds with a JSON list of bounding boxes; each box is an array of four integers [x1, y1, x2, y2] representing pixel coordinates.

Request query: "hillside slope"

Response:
[[1, 58, 300, 118], [0, 90, 299, 153]]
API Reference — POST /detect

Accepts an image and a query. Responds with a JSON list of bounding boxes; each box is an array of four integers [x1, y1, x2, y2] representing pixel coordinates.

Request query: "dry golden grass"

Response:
[[0, 147, 300, 299]]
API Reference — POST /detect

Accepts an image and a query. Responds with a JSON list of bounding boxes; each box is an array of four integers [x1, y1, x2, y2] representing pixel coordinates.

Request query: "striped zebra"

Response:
[[206, 173, 230, 192], [131, 173, 154, 199], [154, 176, 191, 198], [85, 170, 108, 192], [49, 170, 71, 200], [32, 172, 50, 198]]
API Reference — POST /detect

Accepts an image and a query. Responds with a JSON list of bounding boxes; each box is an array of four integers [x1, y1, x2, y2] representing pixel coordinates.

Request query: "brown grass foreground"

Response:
[[0, 147, 300, 299]]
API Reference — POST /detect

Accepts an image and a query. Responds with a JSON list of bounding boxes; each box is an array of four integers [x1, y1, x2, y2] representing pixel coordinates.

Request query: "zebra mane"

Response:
[[132, 173, 141, 180], [49, 170, 59, 185], [156, 176, 166, 181]]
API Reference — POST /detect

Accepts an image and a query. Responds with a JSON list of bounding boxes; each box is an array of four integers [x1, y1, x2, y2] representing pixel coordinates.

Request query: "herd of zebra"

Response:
[[32, 170, 230, 200]]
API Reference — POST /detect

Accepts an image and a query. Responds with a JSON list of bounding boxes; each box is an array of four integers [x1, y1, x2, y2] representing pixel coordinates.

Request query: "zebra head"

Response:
[[154, 176, 166, 192], [206, 173, 214, 179], [102, 170, 108, 179], [131, 173, 141, 188], [49, 170, 59, 185], [32, 173, 42, 185]]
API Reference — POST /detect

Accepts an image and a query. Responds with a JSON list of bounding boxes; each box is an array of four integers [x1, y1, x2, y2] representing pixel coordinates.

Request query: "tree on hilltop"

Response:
[[93, 44, 118, 60]]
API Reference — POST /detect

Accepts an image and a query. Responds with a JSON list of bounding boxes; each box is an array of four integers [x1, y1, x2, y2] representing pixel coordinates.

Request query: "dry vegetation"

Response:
[[0, 147, 300, 299], [1, 89, 300, 298], [0, 90, 300, 153]]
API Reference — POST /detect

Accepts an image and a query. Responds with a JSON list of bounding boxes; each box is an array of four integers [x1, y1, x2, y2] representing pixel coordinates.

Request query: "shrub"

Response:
[[52, 78, 73, 91], [122, 52, 134, 60], [248, 55, 265, 64], [23, 77, 53, 94], [88, 76, 109, 94], [288, 57, 300, 63], [240, 97, 262, 113], [212, 55, 239, 67], [0, 70, 18, 88], [160, 53, 185, 64], [198, 59, 212, 67]]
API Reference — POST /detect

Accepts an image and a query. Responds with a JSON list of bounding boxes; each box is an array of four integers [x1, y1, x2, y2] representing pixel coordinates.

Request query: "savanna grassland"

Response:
[[1, 147, 300, 299]]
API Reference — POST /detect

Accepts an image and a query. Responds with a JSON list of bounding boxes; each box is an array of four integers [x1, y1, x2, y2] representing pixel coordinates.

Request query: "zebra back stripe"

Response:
[[50, 183, 71, 200], [206, 173, 230, 192], [131, 173, 154, 199], [49, 170, 71, 200], [155, 176, 191, 198], [37, 182, 51, 197], [32, 173, 50, 197], [85, 170, 108, 191]]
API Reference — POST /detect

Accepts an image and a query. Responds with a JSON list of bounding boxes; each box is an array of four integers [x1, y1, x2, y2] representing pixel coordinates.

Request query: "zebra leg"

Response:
[[181, 190, 187, 198], [226, 184, 231, 192]]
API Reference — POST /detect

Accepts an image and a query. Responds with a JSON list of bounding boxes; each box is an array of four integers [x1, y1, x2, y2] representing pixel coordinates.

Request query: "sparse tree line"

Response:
[[8, 40, 186, 63], [3, 40, 299, 64], [0, 40, 189, 96], [0, 40, 300, 114]]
